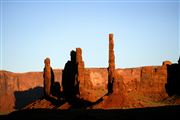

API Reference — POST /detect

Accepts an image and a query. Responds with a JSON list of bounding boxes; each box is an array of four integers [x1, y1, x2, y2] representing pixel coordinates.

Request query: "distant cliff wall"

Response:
[[115, 66, 168, 99]]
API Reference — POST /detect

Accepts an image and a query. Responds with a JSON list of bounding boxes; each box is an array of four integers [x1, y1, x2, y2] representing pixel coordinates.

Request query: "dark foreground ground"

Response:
[[0, 105, 180, 120]]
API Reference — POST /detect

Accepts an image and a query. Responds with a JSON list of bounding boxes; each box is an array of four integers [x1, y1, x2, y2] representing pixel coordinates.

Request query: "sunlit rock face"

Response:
[[79, 68, 108, 102], [162, 61, 172, 66], [115, 66, 168, 99]]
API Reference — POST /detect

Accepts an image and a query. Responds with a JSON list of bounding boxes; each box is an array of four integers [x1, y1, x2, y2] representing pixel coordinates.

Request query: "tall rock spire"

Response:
[[108, 33, 115, 94], [76, 48, 85, 97]]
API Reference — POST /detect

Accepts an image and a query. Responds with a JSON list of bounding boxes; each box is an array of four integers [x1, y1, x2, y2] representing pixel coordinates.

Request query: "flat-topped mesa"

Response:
[[108, 33, 115, 94], [76, 48, 85, 97]]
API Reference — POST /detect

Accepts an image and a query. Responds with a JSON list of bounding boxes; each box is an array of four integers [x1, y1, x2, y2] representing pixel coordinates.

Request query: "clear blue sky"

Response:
[[0, 0, 179, 72]]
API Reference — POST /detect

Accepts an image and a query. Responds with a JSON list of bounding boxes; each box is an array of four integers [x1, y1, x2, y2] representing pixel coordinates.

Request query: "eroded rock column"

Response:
[[43, 57, 54, 97], [76, 48, 85, 97], [108, 33, 115, 94]]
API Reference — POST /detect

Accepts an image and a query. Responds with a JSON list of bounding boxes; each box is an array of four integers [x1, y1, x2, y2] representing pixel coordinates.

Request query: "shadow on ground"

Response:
[[14, 86, 43, 110], [1, 105, 180, 120]]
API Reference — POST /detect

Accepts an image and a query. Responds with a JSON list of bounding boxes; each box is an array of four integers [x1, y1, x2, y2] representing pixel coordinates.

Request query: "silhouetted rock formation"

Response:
[[62, 50, 78, 102], [108, 33, 115, 94], [166, 57, 180, 96], [51, 82, 61, 98], [62, 48, 107, 103], [43, 58, 54, 98]]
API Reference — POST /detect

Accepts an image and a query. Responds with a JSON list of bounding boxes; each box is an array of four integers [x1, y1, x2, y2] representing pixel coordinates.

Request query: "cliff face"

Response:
[[80, 65, 168, 102], [0, 65, 169, 114], [0, 71, 42, 113], [116, 66, 168, 99], [0, 70, 61, 114], [80, 68, 108, 102]]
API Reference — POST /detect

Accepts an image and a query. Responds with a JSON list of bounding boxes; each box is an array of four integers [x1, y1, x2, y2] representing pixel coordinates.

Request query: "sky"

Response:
[[0, 0, 179, 72]]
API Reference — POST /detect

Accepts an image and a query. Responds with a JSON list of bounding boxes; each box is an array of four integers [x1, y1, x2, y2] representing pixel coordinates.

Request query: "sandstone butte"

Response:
[[0, 34, 180, 115]]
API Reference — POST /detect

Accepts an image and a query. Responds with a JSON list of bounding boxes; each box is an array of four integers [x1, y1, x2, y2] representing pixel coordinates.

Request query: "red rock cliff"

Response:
[[0, 69, 62, 114]]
